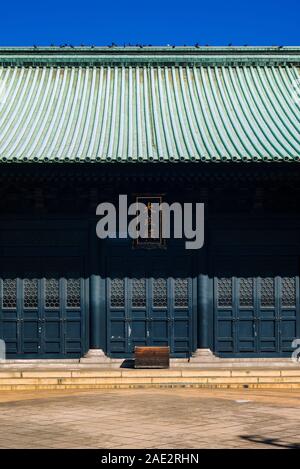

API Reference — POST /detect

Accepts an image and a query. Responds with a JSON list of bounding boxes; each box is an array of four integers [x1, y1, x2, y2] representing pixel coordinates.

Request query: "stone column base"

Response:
[[189, 348, 219, 363], [80, 349, 111, 364]]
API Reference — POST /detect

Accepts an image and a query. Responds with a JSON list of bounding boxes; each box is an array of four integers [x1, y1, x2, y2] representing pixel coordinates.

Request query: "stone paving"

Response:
[[0, 388, 300, 449]]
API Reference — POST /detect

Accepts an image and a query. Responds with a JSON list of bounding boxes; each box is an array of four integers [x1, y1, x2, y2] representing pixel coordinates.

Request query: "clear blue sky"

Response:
[[1, 0, 299, 47]]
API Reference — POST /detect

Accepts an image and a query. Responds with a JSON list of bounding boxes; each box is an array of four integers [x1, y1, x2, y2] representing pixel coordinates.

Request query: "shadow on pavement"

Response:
[[240, 435, 300, 449]]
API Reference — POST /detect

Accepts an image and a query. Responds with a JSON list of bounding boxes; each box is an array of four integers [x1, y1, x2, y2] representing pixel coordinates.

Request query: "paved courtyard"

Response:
[[0, 388, 300, 449]]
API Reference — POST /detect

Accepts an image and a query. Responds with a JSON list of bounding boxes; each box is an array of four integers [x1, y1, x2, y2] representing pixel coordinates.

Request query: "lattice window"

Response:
[[239, 278, 253, 307], [24, 279, 38, 308], [45, 279, 59, 308], [153, 278, 167, 307], [2, 279, 17, 308], [174, 278, 188, 307], [132, 278, 146, 307], [261, 277, 274, 307], [110, 278, 125, 307], [282, 277, 296, 307], [217, 278, 232, 307], [66, 279, 81, 308]]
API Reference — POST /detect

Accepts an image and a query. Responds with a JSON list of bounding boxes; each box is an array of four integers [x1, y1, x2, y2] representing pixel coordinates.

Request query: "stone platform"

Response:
[[0, 360, 300, 391]]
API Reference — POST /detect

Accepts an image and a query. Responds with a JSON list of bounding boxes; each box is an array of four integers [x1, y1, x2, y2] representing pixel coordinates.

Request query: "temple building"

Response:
[[0, 46, 299, 362]]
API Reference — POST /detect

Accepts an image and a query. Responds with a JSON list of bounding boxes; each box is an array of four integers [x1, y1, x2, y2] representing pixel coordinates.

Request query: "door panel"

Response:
[[214, 257, 300, 357], [258, 277, 277, 353], [1, 278, 18, 354], [173, 278, 191, 354], [150, 273, 169, 347], [130, 275, 148, 350], [43, 278, 62, 355], [0, 258, 86, 358], [64, 278, 84, 355], [109, 271, 128, 354], [280, 276, 299, 352], [237, 278, 256, 353], [107, 252, 194, 357], [22, 278, 40, 354], [215, 277, 235, 353]]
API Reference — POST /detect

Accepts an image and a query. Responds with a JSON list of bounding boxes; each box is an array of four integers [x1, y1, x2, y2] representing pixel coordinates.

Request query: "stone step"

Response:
[[1, 367, 300, 390], [1, 358, 298, 369]]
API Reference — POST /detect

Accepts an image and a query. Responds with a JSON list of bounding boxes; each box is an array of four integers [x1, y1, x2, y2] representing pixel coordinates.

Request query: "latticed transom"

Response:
[[2, 279, 17, 308], [282, 277, 296, 307], [45, 278, 59, 308], [110, 278, 125, 307], [66, 279, 81, 308], [261, 277, 275, 307], [174, 278, 188, 307], [23, 279, 38, 308], [132, 278, 146, 307], [217, 278, 232, 307], [153, 278, 167, 307], [239, 278, 254, 307]]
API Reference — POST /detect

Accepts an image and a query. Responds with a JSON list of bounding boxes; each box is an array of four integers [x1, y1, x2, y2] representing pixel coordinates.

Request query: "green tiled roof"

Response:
[[0, 47, 299, 163]]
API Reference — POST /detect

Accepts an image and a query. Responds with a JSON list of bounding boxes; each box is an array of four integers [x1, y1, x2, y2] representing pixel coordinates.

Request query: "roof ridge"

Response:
[[0, 46, 300, 53]]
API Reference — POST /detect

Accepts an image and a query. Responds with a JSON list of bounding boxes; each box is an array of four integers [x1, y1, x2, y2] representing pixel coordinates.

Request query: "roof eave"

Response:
[[0, 46, 300, 66]]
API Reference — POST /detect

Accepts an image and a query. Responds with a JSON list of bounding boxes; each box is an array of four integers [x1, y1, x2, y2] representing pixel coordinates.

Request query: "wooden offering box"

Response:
[[134, 346, 170, 369]]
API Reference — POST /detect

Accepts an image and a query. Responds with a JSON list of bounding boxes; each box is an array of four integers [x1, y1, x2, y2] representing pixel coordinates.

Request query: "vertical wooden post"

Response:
[[191, 188, 215, 362], [80, 216, 109, 363]]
